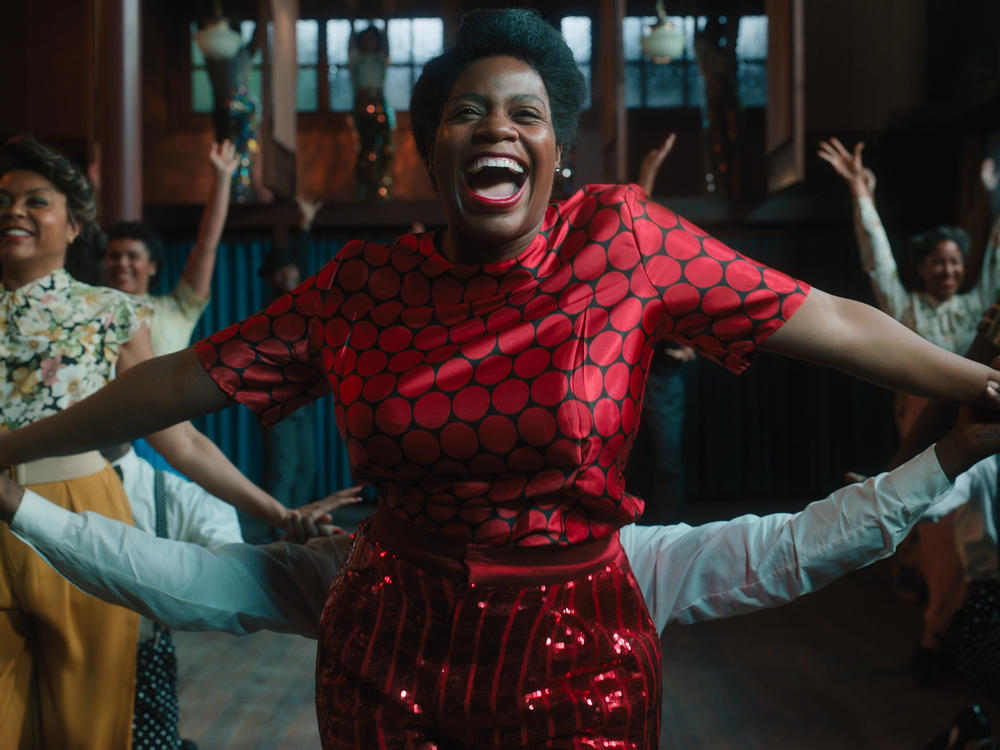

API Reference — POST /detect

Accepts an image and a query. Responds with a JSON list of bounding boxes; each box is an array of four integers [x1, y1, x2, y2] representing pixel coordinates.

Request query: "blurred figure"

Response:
[[349, 23, 394, 200], [105, 140, 239, 357], [626, 133, 696, 523], [247, 197, 322, 542]]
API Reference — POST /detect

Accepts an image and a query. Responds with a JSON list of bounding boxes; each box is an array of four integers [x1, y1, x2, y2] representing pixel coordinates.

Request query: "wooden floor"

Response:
[[172, 503, 997, 748]]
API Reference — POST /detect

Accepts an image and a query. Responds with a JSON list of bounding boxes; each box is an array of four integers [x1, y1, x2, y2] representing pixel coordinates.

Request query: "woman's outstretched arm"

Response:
[[760, 287, 1000, 409], [0, 344, 229, 466]]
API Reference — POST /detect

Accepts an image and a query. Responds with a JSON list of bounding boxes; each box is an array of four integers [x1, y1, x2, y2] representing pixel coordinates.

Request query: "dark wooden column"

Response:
[[597, 0, 626, 183], [98, 0, 142, 225]]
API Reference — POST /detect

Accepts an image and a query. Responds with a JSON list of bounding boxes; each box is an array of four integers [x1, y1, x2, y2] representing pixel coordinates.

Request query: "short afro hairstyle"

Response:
[[905, 226, 969, 290], [1, 135, 105, 284], [106, 221, 166, 270], [409, 9, 587, 169]]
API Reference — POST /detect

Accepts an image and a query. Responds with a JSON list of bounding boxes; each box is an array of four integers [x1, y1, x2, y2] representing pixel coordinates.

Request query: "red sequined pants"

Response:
[[316, 508, 662, 749]]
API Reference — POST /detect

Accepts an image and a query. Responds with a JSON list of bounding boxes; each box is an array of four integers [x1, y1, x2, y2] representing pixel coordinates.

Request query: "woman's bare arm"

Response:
[[761, 288, 1000, 408], [0, 329, 228, 465]]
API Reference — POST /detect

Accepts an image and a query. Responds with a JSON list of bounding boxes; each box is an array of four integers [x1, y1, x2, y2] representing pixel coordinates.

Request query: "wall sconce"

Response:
[[641, 0, 686, 63], [194, 1, 243, 60]]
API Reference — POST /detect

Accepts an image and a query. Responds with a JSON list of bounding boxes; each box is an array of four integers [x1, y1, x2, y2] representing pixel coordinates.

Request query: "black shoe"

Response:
[[925, 705, 995, 750], [180, 741, 198, 750], [910, 645, 958, 686]]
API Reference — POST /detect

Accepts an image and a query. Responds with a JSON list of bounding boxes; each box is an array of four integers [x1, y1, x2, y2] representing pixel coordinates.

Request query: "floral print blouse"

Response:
[[0, 268, 143, 430]]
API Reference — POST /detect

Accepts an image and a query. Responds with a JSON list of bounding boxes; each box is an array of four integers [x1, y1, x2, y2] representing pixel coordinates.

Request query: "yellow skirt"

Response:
[[0, 464, 139, 750]]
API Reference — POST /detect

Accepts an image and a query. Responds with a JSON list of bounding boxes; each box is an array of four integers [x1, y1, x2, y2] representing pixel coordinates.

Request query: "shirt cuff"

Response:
[[888, 445, 953, 516], [9, 488, 75, 549]]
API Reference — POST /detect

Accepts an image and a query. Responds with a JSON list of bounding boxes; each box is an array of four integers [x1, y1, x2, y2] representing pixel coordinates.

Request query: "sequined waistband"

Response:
[[370, 504, 623, 587]]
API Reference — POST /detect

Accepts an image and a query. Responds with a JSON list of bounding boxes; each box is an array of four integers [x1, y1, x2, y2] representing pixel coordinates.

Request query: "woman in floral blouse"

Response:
[[0, 135, 329, 750]]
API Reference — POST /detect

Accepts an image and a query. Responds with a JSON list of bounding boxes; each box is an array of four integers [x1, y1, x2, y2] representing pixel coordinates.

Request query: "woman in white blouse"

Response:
[[819, 136, 1000, 685], [818, 137, 1000, 434]]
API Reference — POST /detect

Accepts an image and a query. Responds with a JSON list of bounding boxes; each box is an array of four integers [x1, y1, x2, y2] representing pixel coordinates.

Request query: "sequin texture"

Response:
[[315, 518, 662, 748]]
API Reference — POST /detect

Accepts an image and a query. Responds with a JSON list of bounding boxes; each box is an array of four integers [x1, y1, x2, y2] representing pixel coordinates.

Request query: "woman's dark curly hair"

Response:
[[0, 135, 105, 284], [106, 221, 166, 272], [906, 226, 969, 288], [409, 8, 587, 169]]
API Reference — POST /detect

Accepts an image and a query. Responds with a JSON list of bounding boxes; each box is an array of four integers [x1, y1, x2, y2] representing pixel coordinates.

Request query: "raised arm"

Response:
[[637, 133, 676, 196], [817, 138, 908, 318], [760, 287, 1000, 408], [180, 140, 240, 300]]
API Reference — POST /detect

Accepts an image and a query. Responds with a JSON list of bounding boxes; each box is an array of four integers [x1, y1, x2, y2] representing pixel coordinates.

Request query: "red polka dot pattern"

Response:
[[195, 185, 809, 546]]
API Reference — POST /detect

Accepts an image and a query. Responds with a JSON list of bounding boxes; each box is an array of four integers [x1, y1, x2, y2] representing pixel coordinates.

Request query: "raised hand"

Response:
[[663, 344, 696, 363], [638, 133, 677, 196], [982, 157, 998, 194], [817, 138, 873, 199], [209, 139, 241, 178], [295, 195, 324, 231]]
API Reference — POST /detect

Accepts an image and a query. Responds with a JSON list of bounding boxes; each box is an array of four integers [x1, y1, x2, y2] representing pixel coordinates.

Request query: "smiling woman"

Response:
[[0, 136, 147, 750], [6, 9, 1000, 750], [0, 137, 339, 750]]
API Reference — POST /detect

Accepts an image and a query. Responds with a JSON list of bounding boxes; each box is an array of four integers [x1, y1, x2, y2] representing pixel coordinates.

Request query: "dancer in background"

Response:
[[820, 136, 1000, 684], [105, 140, 238, 356]]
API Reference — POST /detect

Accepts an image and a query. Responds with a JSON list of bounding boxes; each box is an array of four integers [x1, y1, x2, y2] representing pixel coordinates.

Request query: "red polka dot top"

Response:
[[196, 184, 810, 546]]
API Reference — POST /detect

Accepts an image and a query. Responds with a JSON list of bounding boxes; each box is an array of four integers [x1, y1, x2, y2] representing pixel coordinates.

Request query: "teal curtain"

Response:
[[156, 236, 353, 496]]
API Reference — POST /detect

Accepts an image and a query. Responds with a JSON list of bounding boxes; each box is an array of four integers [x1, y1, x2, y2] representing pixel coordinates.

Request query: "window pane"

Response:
[[327, 20, 351, 65], [680, 16, 696, 59], [328, 66, 353, 111], [644, 64, 685, 107], [736, 16, 768, 60], [190, 21, 206, 66], [411, 19, 443, 64], [686, 66, 706, 109], [297, 68, 318, 111], [248, 68, 262, 100], [386, 19, 411, 63], [622, 17, 645, 61], [297, 19, 318, 65], [240, 21, 262, 65], [578, 64, 592, 109], [354, 19, 385, 33], [738, 61, 767, 106], [192, 69, 214, 112], [625, 64, 643, 107], [384, 66, 413, 111], [561, 16, 591, 63]]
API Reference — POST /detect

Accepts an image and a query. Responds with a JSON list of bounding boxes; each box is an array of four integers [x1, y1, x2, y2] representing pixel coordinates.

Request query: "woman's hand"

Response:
[[281, 486, 364, 542], [295, 196, 324, 231], [209, 140, 240, 178], [982, 157, 998, 194], [817, 138, 875, 199], [935, 403, 1000, 481], [637, 133, 676, 196]]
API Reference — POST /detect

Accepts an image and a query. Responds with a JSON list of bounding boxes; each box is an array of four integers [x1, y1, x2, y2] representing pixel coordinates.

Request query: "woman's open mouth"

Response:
[[464, 156, 528, 207]]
